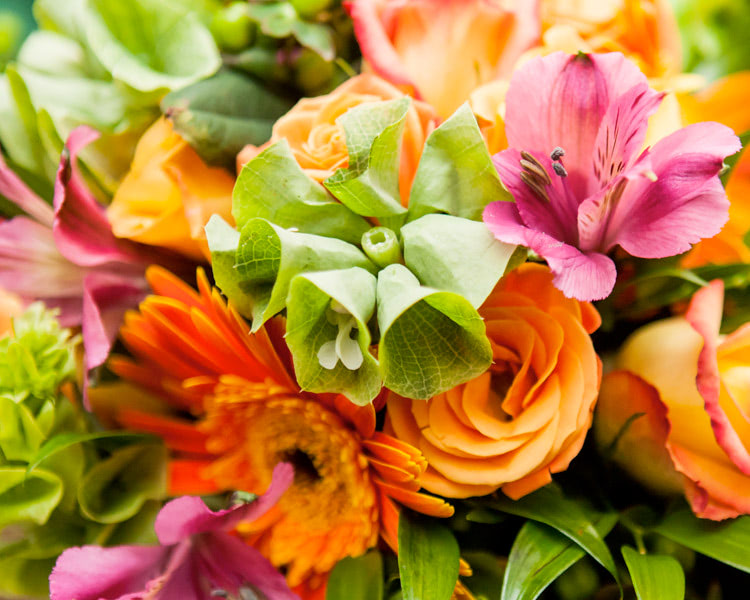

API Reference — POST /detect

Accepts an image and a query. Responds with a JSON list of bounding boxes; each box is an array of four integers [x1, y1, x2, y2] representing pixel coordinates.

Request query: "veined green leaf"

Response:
[[82, 0, 221, 92], [376, 264, 492, 399], [324, 98, 410, 218], [78, 443, 167, 524], [205, 215, 254, 318], [401, 214, 518, 308], [398, 511, 460, 600], [286, 268, 381, 405], [654, 507, 750, 573], [408, 103, 512, 222], [501, 513, 618, 600], [232, 139, 370, 243], [327, 551, 384, 600], [621, 546, 685, 600], [0, 467, 63, 528], [489, 486, 619, 582], [235, 218, 375, 331], [161, 69, 294, 169]]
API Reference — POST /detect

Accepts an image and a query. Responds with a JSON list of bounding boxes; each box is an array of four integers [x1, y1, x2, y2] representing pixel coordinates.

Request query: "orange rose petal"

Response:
[[501, 467, 553, 500]]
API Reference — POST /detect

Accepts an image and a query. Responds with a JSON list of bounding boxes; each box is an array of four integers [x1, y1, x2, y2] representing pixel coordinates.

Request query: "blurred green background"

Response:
[[2, 0, 750, 78]]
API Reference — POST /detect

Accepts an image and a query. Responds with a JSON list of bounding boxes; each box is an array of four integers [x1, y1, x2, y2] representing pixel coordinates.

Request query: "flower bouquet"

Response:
[[0, 0, 749, 598]]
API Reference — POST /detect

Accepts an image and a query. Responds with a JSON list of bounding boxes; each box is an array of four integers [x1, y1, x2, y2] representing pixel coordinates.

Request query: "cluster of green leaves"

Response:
[[326, 482, 750, 600], [207, 99, 521, 404], [0, 304, 166, 598]]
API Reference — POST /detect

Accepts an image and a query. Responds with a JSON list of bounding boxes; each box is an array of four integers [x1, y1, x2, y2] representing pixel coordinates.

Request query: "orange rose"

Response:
[[596, 281, 750, 519], [107, 117, 235, 261], [237, 73, 436, 206], [386, 263, 602, 499], [539, 0, 682, 79], [346, 0, 540, 119], [0, 287, 22, 338]]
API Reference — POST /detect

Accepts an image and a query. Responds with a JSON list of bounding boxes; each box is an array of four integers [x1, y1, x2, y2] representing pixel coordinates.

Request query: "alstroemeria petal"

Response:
[[53, 126, 144, 267], [155, 462, 293, 544], [599, 122, 740, 258], [49, 545, 169, 600], [0, 152, 54, 226], [483, 201, 616, 301]]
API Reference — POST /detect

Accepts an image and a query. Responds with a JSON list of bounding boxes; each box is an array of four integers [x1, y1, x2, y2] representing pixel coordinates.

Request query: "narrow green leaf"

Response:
[[621, 546, 685, 600], [161, 70, 294, 169], [324, 98, 410, 218], [0, 468, 62, 528], [286, 268, 381, 405], [376, 264, 492, 399], [489, 486, 619, 582], [26, 430, 154, 473], [654, 507, 750, 573], [398, 511, 460, 600], [501, 514, 618, 600], [408, 103, 512, 222], [78, 443, 167, 523], [231, 140, 370, 243], [401, 214, 517, 308], [82, 0, 221, 92], [235, 218, 375, 330], [327, 551, 384, 600]]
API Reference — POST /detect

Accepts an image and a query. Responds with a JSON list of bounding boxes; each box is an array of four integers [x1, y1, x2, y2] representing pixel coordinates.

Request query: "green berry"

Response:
[[212, 2, 254, 52]]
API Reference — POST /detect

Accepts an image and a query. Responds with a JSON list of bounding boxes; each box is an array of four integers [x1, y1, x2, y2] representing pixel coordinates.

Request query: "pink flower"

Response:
[[0, 127, 186, 382], [50, 463, 299, 600], [483, 52, 741, 301], [346, 0, 540, 118]]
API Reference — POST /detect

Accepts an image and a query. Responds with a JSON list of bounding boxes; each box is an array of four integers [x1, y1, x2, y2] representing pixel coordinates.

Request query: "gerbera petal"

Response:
[[49, 545, 169, 600], [155, 462, 293, 544], [603, 122, 740, 258]]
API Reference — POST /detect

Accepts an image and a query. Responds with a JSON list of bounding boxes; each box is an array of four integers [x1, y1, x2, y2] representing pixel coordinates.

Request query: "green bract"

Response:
[[207, 98, 518, 404]]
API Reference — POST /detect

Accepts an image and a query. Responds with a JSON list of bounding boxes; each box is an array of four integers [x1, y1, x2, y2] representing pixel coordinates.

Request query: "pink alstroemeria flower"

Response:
[[50, 463, 298, 600], [483, 52, 741, 301], [0, 127, 185, 381]]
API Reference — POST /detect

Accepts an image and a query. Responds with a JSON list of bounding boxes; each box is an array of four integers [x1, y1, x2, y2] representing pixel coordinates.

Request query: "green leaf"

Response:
[[78, 443, 167, 523], [235, 218, 375, 330], [0, 556, 57, 598], [324, 98, 410, 218], [246, 2, 335, 59], [82, 0, 221, 92], [489, 486, 619, 582], [205, 215, 255, 318], [401, 214, 517, 308], [0, 397, 45, 462], [398, 511, 460, 600], [654, 507, 750, 573], [621, 546, 685, 600], [501, 514, 618, 600], [408, 103, 512, 222], [720, 132, 750, 186], [26, 430, 155, 473], [376, 264, 492, 399], [460, 551, 506, 600], [161, 69, 294, 169], [0, 467, 63, 528], [104, 499, 161, 546], [286, 268, 381, 405], [232, 140, 370, 244], [327, 550, 384, 600]]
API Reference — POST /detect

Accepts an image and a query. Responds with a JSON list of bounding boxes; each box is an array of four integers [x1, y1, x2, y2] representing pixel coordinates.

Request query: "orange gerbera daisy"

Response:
[[94, 266, 453, 590]]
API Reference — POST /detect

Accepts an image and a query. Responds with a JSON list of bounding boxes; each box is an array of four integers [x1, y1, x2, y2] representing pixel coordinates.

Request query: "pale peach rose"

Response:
[[346, 0, 540, 118], [107, 117, 235, 261], [237, 73, 436, 206], [386, 263, 602, 499], [596, 281, 750, 519]]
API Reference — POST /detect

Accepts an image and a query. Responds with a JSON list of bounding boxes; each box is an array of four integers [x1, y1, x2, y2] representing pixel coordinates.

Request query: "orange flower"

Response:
[[539, 0, 682, 79], [386, 263, 602, 499], [595, 281, 750, 519], [107, 117, 235, 261], [346, 0, 540, 119], [237, 73, 436, 206], [0, 287, 22, 337], [92, 267, 452, 589]]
